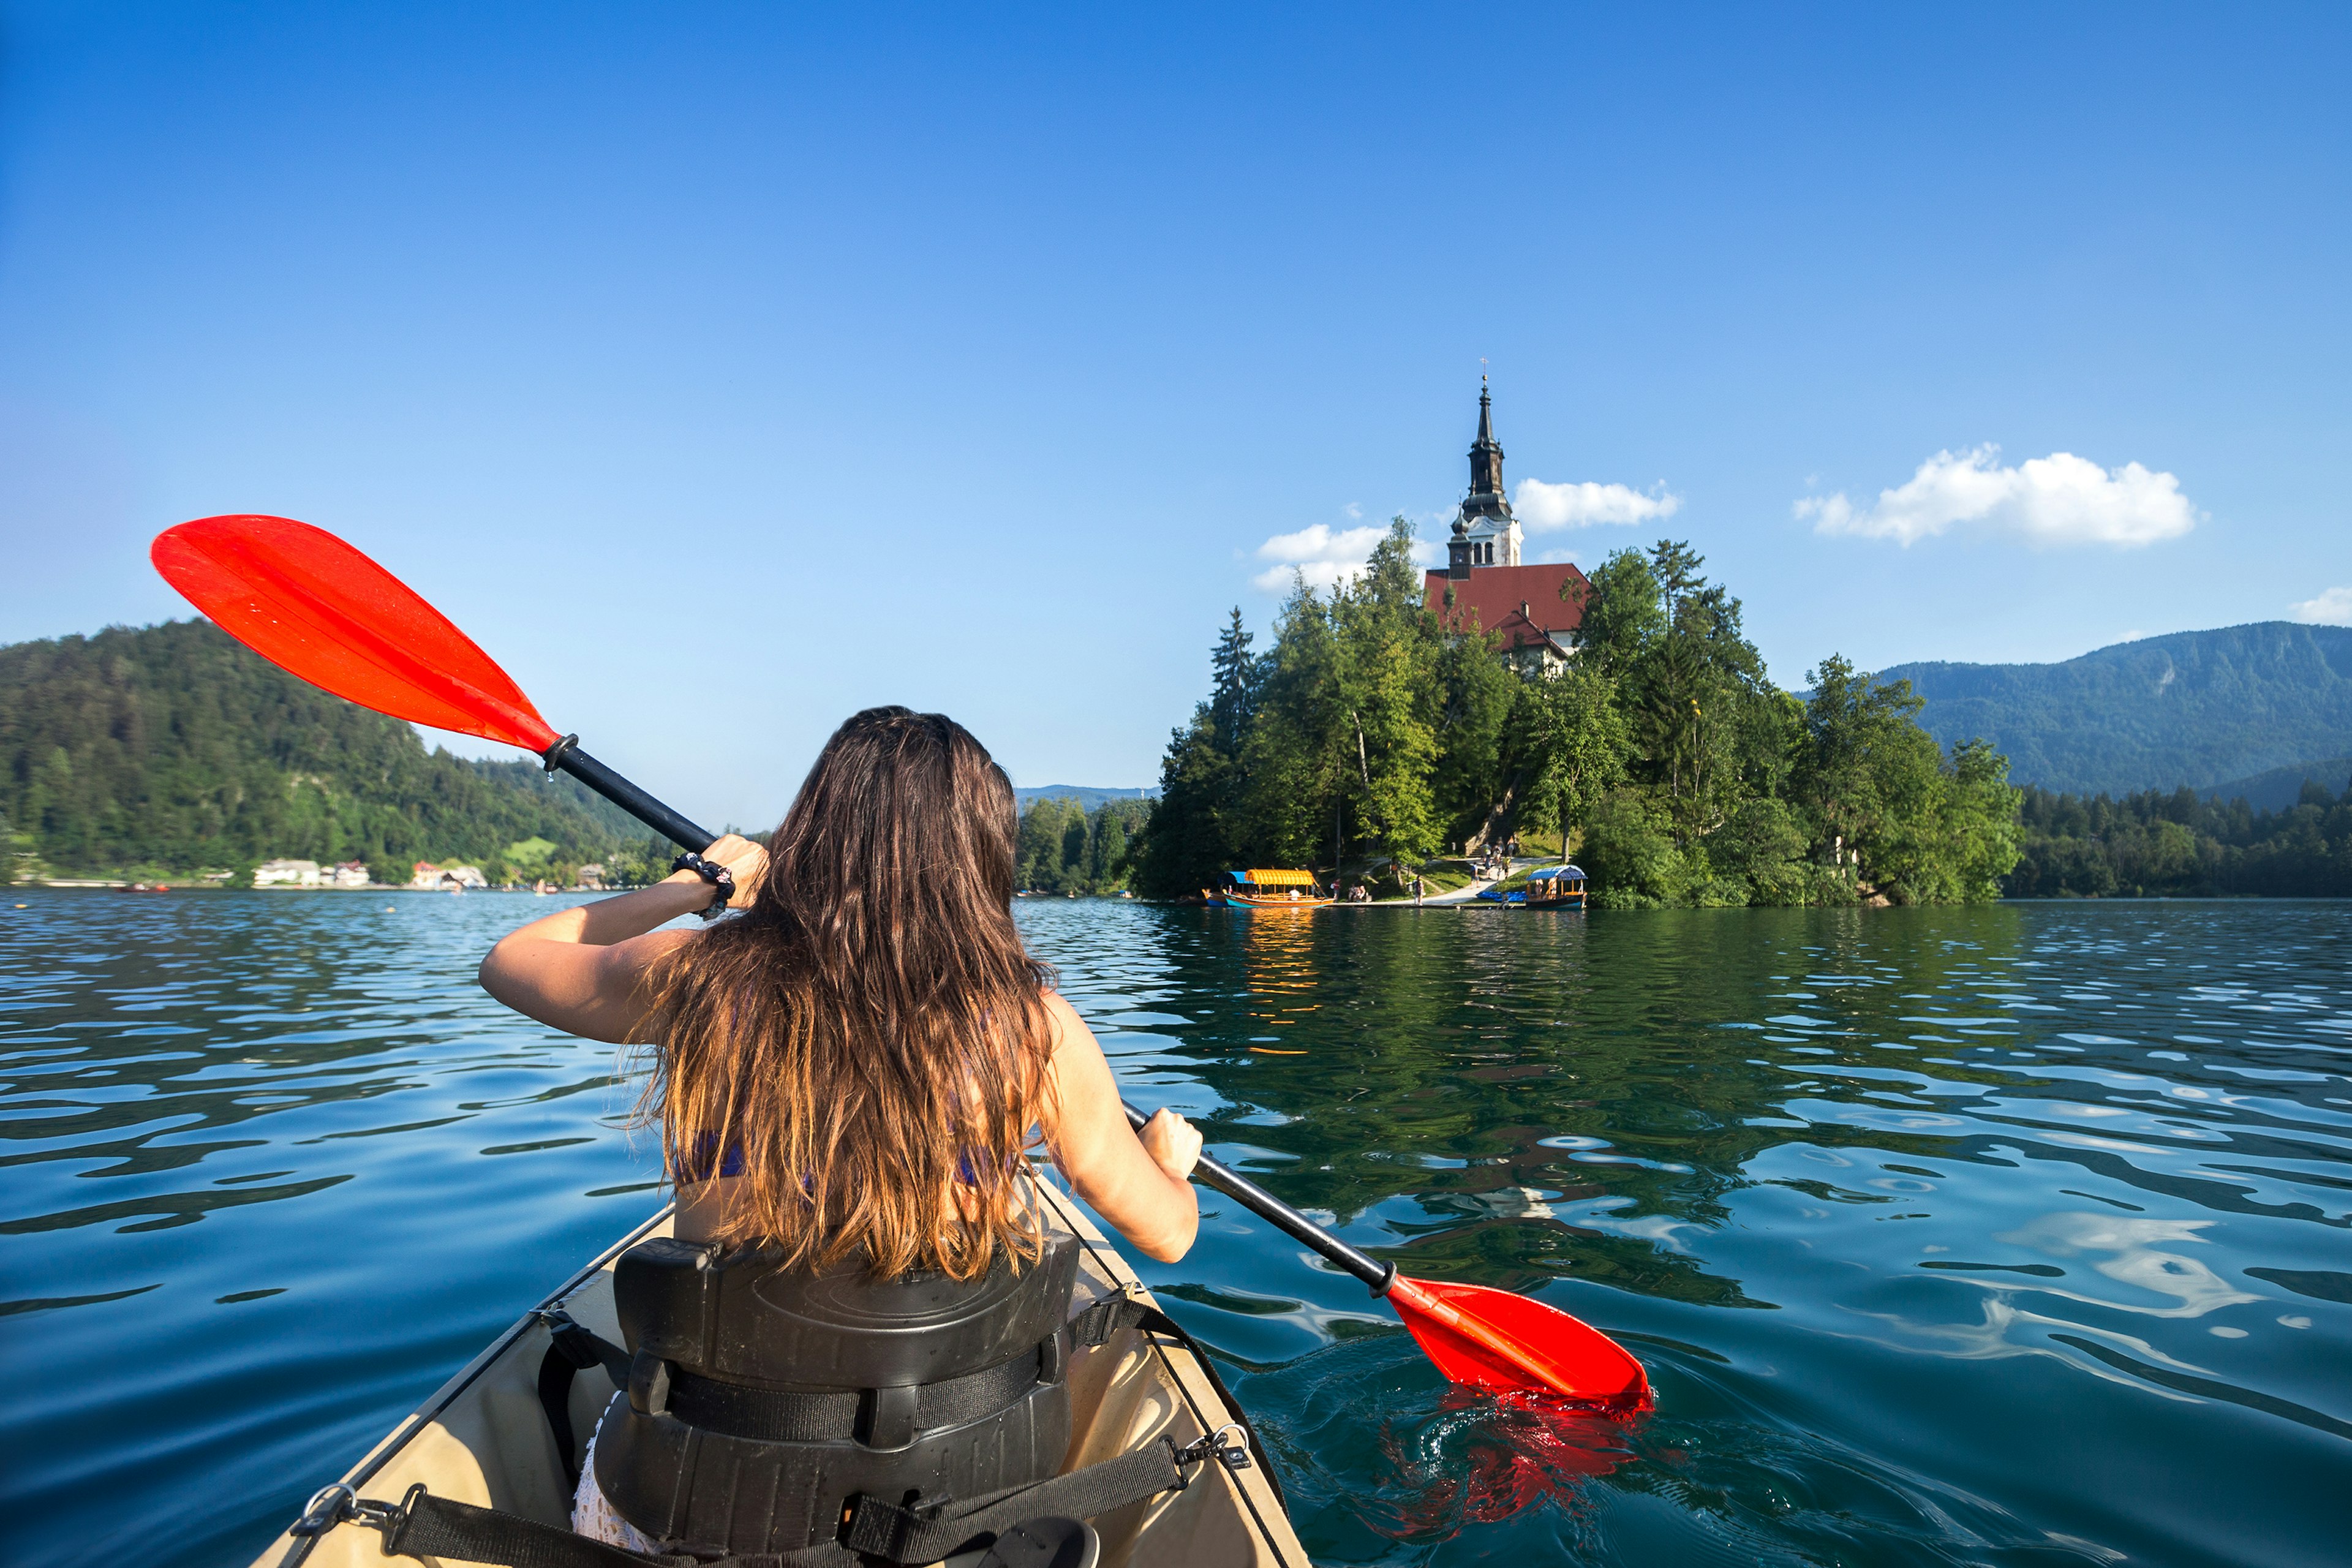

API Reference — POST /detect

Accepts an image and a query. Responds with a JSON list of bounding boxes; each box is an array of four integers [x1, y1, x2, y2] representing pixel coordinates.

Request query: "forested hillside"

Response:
[[2008, 780, 2352, 898], [1136, 522, 2021, 908], [2202, 756, 2352, 815], [1, 620, 636, 881], [1880, 623, 2352, 796]]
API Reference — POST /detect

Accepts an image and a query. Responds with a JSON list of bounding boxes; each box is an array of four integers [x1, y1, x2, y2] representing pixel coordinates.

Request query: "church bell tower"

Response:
[[1447, 376, 1521, 578]]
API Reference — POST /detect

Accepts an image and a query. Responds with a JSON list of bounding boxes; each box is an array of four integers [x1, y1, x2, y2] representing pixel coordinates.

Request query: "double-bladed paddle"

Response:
[[151, 511, 1651, 1411]]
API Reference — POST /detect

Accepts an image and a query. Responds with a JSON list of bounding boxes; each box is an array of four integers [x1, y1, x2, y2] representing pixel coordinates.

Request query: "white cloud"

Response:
[[2291, 586, 2352, 626], [1250, 521, 1438, 592], [1514, 477, 1681, 531], [1798, 445, 2196, 548]]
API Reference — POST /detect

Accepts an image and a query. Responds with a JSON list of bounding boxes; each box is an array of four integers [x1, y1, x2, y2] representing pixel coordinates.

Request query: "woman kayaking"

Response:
[[475, 705, 1204, 1551]]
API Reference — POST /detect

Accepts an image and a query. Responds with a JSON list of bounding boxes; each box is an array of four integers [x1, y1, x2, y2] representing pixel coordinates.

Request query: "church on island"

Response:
[[1423, 380, 1588, 675]]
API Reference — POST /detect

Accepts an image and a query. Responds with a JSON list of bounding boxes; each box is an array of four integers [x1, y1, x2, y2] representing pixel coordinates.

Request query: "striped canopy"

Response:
[[1242, 869, 1318, 886], [1527, 865, 1588, 881]]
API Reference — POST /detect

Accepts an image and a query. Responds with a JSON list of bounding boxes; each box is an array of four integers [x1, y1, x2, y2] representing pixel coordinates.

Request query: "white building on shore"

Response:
[[253, 859, 323, 888], [411, 861, 488, 890], [331, 862, 371, 888]]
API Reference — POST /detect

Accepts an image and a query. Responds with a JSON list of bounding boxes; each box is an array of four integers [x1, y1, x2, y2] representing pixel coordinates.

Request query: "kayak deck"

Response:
[[254, 1180, 1305, 1568]]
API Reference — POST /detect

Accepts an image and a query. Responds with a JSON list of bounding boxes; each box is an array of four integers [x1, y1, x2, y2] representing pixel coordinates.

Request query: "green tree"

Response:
[[1238, 576, 1355, 867], [1088, 800, 1139, 889], [1506, 662, 1630, 851], [1430, 607, 1520, 846], [1578, 790, 1691, 908], [1330, 519, 1446, 864], [1792, 654, 1924, 888], [1209, 607, 1265, 756], [1567, 548, 1666, 673], [1131, 710, 1238, 898]]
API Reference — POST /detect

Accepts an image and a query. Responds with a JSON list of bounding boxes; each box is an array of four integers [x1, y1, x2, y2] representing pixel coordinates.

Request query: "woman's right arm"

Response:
[[478, 834, 766, 1042], [1040, 993, 1202, 1262]]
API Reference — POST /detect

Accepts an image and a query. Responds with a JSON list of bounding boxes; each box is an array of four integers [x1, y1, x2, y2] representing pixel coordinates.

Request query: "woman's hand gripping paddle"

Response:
[[151, 511, 1652, 1409], [150, 514, 716, 851], [1125, 1106, 1648, 1408]]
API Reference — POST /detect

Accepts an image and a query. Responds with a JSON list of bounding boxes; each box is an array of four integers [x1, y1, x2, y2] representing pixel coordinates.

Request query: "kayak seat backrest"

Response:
[[594, 1231, 1082, 1555], [614, 1231, 1077, 1390]]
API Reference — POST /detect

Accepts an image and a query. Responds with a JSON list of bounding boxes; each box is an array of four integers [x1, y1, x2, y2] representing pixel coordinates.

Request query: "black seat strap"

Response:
[[537, 1311, 634, 1488], [840, 1442, 1182, 1562], [352, 1439, 1185, 1567], [1063, 1292, 1285, 1510], [665, 1344, 1045, 1444], [536, 1310, 1060, 1452]]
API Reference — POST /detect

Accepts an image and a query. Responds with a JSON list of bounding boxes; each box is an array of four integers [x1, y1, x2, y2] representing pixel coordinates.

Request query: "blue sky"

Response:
[[4, 4, 2347, 828]]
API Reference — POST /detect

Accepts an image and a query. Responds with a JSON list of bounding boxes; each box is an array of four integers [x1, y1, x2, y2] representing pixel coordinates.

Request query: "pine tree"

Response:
[[1209, 608, 1264, 758]]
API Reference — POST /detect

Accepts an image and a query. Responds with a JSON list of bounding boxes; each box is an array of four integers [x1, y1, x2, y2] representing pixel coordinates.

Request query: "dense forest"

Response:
[[1882, 622, 2352, 797], [2006, 780, 2352, 897], [18, 606, 2346, 904], [2, 620, 639, 883], [1133, 521, 2022, 907], [1016, 794, 1150, 895]]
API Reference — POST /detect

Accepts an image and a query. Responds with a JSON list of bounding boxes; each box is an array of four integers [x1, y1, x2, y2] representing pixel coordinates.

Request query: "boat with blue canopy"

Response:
[[1525, 864, 1589, 908]]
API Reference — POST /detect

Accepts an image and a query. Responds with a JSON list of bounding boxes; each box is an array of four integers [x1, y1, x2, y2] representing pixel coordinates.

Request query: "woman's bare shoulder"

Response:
[[1040, 989, 1104, 1049]]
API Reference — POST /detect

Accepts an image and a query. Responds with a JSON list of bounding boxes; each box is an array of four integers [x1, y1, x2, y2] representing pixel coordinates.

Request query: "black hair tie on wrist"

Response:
[[671, 851, 736, 920]]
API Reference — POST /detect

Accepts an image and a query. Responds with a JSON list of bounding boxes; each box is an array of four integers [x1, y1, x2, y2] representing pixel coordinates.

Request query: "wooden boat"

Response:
[[1524, 864, 1589, 909], [254, 1178, 1306, 1568], [1201, 870, 1333, 909]]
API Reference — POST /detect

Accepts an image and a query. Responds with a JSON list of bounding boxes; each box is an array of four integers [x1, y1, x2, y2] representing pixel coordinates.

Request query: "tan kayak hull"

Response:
[[254, 1181, 1306, 1568]]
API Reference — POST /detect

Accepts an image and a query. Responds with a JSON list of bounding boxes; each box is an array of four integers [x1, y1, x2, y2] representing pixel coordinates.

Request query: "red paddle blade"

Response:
[[1389, 1275, 1651, 1409], [151, 515, 560, 753]]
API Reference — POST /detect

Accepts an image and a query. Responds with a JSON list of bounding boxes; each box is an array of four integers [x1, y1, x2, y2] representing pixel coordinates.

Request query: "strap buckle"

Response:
[[290, 1482, 406, 1539], [1173, 1421, 1253, 1476], [350, 1495, 405, 1531]]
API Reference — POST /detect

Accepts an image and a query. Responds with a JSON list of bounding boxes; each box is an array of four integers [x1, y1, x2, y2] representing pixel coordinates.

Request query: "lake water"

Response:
[[3, 891, 2348, 1567]]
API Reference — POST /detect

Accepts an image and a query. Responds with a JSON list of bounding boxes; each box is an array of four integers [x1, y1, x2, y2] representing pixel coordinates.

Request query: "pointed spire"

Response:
[[1467, 373, 1505, 500]]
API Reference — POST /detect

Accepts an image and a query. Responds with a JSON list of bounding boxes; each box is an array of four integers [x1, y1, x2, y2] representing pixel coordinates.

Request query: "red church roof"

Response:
[[1423, 562, 1588, 653]]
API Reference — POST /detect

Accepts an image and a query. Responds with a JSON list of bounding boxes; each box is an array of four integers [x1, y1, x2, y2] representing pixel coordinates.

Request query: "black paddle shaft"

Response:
[[526, 751, 1395, 1297], [548, 745, 718, 851], [1123, 1102, 1394, 1296]]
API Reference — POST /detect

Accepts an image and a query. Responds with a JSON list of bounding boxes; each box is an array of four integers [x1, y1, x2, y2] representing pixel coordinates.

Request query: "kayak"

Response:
[[253, 1177, 1308, 1568]]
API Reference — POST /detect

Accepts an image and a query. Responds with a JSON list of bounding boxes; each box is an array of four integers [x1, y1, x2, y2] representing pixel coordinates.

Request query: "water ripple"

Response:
[[4, 894, 2350, 1567]]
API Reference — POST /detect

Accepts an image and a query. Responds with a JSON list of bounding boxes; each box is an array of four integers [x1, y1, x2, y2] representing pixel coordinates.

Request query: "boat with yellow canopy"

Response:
[[1204, 869, 1333, 908]]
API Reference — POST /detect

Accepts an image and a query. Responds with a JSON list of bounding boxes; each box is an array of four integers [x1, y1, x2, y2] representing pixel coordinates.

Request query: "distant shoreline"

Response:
[[17, 881, 612, 894]]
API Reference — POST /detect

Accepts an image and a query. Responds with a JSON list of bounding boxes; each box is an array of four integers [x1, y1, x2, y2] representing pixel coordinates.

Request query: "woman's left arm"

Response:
[[478, 834, 766, 1042]]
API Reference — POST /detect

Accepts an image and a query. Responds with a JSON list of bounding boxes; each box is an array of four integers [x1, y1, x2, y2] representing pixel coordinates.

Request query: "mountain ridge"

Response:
[[1012, 784, 1158, 810], [1874, 621, 2352, 797]]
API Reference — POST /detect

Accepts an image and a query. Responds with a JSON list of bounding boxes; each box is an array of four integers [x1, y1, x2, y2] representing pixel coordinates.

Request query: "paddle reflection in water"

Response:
[[1043, 898, 2352, 1567]]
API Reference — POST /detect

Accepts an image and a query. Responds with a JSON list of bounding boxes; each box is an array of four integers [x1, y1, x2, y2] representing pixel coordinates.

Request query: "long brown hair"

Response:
[[638, 707, 1056, 1280]]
